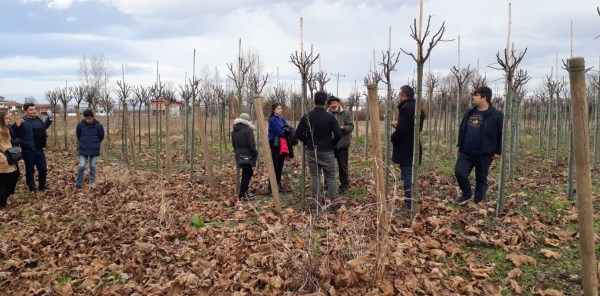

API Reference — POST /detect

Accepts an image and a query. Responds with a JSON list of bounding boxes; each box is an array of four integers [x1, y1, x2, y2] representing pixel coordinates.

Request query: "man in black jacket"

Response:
[[295, 91, 342, 212], [13, 103, 52, 193], [454, 86, 503, 205], [391, 85, 425, 209]]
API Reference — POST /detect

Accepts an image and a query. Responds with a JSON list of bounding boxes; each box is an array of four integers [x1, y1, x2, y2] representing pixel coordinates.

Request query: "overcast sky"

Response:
[[1, 0, 598, 103]]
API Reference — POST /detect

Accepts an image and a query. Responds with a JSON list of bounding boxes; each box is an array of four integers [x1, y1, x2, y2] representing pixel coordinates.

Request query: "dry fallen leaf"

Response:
[[506, 253, 537, 267], [508, 279, 522, 294], [542, 289, 565, 296], [539, 249, 561, 259], [506, 268, 524, 279]]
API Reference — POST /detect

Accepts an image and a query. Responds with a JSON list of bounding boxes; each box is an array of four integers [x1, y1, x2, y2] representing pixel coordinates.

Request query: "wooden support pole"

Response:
[[195, 105, 216, 195], [367, 83, 390, 252], [164, 100, 172, 182], [253, 94, 282, 214], [123, 103, 138, 170], [567, 57, 599, 296]]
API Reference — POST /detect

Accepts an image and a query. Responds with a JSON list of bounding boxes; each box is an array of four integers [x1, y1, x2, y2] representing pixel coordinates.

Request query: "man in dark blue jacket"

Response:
[[295, 91, 342, 213], [455, 86, 503, 205], [76, 110, 105, 188], [13, 103, 53, 193], [391, 85, 425, 209]]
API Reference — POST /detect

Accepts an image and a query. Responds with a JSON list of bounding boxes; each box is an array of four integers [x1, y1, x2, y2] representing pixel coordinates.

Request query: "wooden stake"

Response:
[[567, 57, 599, 296], [195, 105, 216, 195], [368, 83, 389, 256], [123, 102, 137, 170], [253, 94, 282, 213]]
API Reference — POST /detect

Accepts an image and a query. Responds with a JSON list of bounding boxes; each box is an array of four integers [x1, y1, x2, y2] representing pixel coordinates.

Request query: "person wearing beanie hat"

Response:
[[295, 91, 342, 213], [232, 113, 257, 200], [454, 86, 503, 205], [327, 95, 354, 194]]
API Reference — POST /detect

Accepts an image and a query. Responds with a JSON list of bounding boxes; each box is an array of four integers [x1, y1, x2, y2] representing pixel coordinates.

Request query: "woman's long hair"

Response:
[[269, 103, 282, 118], [0, 112, 8, 139]]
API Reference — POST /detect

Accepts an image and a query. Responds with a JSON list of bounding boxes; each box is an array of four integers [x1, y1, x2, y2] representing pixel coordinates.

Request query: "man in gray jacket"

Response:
[[327, 95, 354, 193]]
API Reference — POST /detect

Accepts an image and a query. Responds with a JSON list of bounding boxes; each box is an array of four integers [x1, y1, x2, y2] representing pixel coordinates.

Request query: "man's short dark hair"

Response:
[[314, 91, 328, 106], [400, 85, 414, 98], [23, 103, 35, 111], [83, 110, 94, 117], [473, 86, 493, 103]]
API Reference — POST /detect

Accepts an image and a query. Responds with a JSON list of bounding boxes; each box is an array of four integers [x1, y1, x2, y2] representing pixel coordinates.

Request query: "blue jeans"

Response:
[[22, 150, 48, 192], [400, 165, 412, 206], [454, 152, 493, 202], [76, 155, 98, 186]]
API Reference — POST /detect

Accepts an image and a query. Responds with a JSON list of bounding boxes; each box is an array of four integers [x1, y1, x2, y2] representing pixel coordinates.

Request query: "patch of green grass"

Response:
[[191, 214, 205, 229], [51, 272, 73, 285]]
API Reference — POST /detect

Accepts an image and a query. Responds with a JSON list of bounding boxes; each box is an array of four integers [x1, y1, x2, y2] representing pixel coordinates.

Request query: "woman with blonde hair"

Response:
[[0, 112, 20, 210]]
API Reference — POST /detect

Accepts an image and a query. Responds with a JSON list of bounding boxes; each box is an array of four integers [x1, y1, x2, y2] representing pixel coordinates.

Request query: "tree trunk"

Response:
[[410, 63, 424, 220], [195, 105, 216, 195], [123, 103, 137, 169], [165, 101, 172, 181], [496, 73, 513, 215]]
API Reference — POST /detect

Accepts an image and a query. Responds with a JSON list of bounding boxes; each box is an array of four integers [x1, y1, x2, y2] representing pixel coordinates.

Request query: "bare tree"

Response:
[[379, 47, 401, 193], [59, 86, 72, 150], [226, 40, 254, 115], [401, 15, 450, 218], [24, 96, 36, 104], [314, 70, 330, 92], [72, 85, 86, 118], [79, 54, 111, 110], [450, 65, 473, 141], [115, 79, 132, 159], [489, 47, 528, 214], [98, 90, 115, 151], [45, 89, 60, 147]]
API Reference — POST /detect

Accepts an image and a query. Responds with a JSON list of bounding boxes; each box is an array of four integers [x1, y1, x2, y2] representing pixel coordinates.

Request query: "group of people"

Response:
[[232, 85, 503, 211], [0, 103, 105, 210]]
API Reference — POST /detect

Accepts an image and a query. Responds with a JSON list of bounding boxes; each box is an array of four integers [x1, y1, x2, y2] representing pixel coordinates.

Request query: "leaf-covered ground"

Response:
[[1, 145, 599, 295]]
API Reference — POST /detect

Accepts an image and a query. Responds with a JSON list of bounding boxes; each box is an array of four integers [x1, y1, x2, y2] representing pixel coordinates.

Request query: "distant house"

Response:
[[151, 99, 184, 116], [0, 99, 24, 114]]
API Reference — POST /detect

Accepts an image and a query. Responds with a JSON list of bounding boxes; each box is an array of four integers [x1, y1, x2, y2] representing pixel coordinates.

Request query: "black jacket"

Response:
[[8, 124, 21, 147], [295, 106, 342, 152], [76, 119, 105, 157], [14, 116, 52, 151], [231, 118, 258, 167], [457, 105, 503, 156], [391, 98, 425, 166]]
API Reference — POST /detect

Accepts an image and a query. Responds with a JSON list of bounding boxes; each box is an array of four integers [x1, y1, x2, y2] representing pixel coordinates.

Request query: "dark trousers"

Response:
[[239, 167, 253, 197], [400, 165, 412, 201], [23, 150, 48, 192], [0, 171, 19, 207], [334, 148, 349, 189], [269, 141, 285, 186], [454, 152, 493, 202]]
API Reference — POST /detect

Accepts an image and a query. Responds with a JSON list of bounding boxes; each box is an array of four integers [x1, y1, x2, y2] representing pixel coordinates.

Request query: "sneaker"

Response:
[[455, 196, 472, 205], [0, 205, 8, 211], [474, 198, 486, 204]]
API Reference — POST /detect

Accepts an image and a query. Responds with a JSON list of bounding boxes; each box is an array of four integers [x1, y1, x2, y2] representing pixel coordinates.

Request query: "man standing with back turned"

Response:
[[296, 91, 342, 213], [454, 86, 503, 205]]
